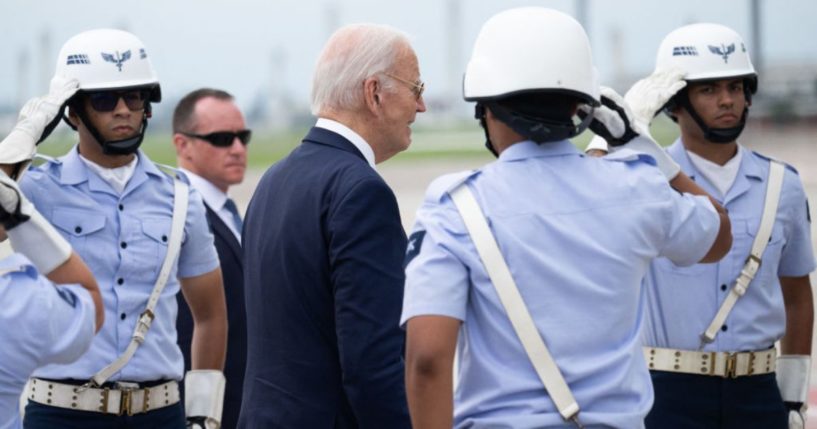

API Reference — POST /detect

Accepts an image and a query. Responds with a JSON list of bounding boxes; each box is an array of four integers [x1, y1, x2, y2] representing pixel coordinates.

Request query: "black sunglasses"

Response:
[[86, 90, 150, 112], [181, 130, 252, 147]]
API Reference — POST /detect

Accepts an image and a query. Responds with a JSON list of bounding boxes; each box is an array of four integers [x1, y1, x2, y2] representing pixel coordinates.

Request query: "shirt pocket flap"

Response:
[[51, 209, 106, 237], [743, 218, 784, 245], [141, 219, 170, 245]]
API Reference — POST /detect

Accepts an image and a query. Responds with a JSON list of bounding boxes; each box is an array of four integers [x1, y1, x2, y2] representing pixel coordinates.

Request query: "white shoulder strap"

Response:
[[449, 184, 583, 427], [88, 177, 189, 387], [700, 161, 785, 347]]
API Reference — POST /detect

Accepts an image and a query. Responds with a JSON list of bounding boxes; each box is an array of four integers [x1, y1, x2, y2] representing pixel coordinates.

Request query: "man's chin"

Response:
[[107, 132, 139, 141]]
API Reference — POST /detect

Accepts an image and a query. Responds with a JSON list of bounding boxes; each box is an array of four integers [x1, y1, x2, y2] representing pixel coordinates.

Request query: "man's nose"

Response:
[[112, 97, 131, 115], [416, 95, 427, 113], [717, 88, 735, 107]]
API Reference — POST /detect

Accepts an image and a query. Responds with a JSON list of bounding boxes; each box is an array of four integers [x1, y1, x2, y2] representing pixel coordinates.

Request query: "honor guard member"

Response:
[[0, 165, 103, 429], [617, 23, 814, 429], [16, 29, 228, 428], [402, 8, 732, 429]]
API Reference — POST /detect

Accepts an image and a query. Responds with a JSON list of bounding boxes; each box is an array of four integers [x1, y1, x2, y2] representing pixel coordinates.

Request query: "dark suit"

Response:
[[177, 203, 246, 429], [238, 127, 410, 428]]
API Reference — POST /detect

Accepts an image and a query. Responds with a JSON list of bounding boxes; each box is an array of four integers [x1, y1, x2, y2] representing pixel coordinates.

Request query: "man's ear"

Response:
[[363, 76, 381, 114], [66, 105, 81, 128], [172, 134, 189, 157]]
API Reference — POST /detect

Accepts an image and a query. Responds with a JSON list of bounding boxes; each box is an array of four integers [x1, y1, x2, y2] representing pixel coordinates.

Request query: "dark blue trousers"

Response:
[[646, 371, 788, 429], [23, 401, 185, 429]]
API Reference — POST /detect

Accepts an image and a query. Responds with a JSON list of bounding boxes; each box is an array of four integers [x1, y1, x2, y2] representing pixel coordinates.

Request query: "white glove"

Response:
[[777, 355, 811, 429], [624, 68, 687, 128], [0, 171, 71, 274], [0, 171, 32, 230], [582, 87, 640, 146], [0, 76, 79, 166], [580, 87, 681, 180], [185, 370, 226, 429]]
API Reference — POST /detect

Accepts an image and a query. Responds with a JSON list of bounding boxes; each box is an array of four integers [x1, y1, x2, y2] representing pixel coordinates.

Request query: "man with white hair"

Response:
[[238, 23, 425, 428]]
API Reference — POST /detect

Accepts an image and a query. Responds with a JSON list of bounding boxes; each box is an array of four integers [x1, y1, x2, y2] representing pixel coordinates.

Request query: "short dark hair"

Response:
[[173, 88, 234, 133]]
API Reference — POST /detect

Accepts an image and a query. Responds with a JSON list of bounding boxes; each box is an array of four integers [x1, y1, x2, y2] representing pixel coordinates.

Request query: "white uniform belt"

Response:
[[643, 347, 777, 378], [25, 378, 180, 416]]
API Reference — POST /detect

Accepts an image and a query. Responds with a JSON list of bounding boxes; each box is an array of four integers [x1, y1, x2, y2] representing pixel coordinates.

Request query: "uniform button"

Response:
[[721, 325, 728, 332], [117, 278, 124, 285], [721, 284, 727, 291], [118, 204, 124, 211], [161, 235, 167, 242], [120, 242, 127, 249], [120, 313, 126, 320], [74, 226, 82, 234]]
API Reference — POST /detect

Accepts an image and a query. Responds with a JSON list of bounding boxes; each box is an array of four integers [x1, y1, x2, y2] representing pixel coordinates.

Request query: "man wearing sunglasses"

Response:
[[172, 88, 249, 429], [15, 29, 228, 429], [239, 23, 425, 428]]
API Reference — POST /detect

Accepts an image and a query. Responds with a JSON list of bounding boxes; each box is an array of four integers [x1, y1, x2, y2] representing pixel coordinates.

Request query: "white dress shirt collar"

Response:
[[315, 118, 376, 168], [179, 168, 241, 241]]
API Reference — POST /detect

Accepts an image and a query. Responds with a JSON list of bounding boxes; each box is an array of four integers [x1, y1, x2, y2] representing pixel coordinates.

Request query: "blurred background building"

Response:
[[1, 0, 816, 134]]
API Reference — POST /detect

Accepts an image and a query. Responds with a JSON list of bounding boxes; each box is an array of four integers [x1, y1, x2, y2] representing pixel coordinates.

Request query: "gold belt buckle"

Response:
[[724, 353, 738, 378], [119, 388, 133, 416], [115, 382, 140, 416]]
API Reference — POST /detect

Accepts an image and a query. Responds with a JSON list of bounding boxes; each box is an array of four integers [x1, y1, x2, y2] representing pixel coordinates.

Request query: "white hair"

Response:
[[310, 23, 411, 115]]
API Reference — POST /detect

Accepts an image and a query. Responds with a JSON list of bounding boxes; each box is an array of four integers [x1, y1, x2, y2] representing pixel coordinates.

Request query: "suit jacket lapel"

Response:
[[204, 203, 242, 265]]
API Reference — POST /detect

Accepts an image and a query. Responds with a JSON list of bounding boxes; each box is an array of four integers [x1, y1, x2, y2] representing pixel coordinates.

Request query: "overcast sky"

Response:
[[2, 0, 815, 119]]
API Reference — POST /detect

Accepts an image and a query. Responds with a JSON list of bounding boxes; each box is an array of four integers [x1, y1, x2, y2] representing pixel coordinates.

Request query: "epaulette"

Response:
[[31, 153, 60, 167], [0, 266, 25, 276], [426, 169, 481, 203], [603, 148, 658, 167], [154, 163, 191, 184], [751, 151, 799, 175]]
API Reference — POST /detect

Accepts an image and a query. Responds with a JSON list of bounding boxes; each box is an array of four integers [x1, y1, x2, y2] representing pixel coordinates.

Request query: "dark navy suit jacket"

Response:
[[238, 127, 410, 428], [177, 203, 246, 429]]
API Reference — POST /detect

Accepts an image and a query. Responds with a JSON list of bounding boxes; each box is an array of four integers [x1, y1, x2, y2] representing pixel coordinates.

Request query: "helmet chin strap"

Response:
[[70, 105, 150, 156], [677, 91, 748, 144], [475, 103, 499, 157], [484, 101, 592, 145]]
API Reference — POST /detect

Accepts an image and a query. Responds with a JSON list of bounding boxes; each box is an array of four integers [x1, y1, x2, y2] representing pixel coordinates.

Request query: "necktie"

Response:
[[223, 198, 243, 232]]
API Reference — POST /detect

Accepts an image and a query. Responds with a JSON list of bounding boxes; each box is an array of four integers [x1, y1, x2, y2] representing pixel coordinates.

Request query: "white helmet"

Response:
[[655, 23, 757, 93], [463, 7, 599, 105], [656, 23, 756, 143], [463, 7, 599, 150], [55, 29, 160, 155], [55, 28, 161, 102]]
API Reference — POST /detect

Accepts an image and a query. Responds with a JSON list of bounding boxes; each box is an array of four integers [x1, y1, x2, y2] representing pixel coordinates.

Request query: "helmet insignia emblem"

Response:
[[101, 50, 132, 72], [707, 43, 735, 64], [66, 54, 91, 65], [672, 46, 698, 56]]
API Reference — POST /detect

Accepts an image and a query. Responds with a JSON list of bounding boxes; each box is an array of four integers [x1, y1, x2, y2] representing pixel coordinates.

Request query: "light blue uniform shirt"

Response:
[[401, 140, 721, 429], [0, 253, 95, 429], [20, 147, 219, 382], [643, 140, 816, 352]]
